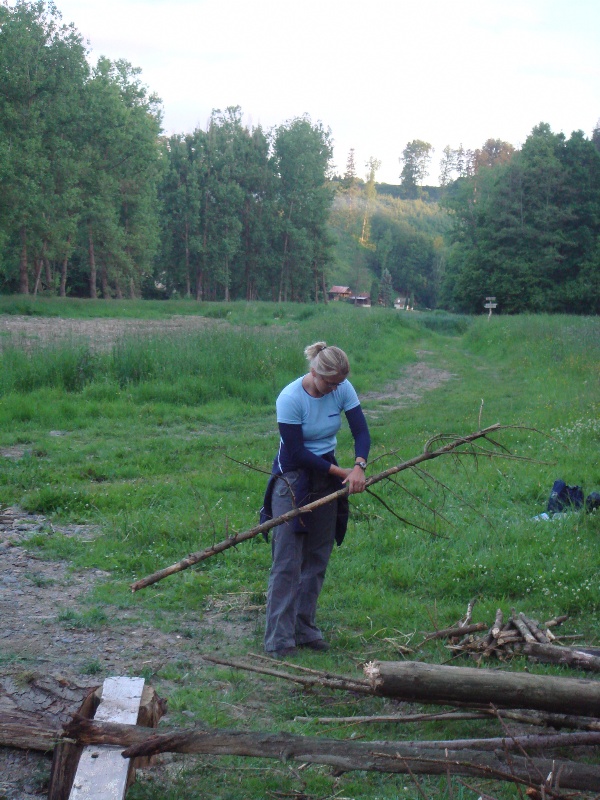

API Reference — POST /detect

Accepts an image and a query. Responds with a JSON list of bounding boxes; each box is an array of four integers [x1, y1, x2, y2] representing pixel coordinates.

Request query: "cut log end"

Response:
[[363, 661, 382, 689]]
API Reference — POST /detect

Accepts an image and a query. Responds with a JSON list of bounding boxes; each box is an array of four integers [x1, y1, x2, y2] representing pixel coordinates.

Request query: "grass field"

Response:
[[1, 298, 599, 799]]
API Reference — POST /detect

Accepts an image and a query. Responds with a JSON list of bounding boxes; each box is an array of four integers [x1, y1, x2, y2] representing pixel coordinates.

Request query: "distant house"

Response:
[[347, 294, 371, 307], [394, 296, 410, 310], [328, 285, 352, 302]]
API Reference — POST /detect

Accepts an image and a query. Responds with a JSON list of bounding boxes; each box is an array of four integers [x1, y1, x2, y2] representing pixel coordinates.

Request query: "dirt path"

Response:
[[361, 355, 455, 414]]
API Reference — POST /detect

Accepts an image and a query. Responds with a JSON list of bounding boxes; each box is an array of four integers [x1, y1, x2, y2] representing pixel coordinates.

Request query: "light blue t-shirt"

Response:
[[276, 376, 360, 456]]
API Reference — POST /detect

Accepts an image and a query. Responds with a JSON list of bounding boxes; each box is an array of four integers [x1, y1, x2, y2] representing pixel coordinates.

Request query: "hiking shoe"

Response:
[[299, 639, 330, 652], [269, 647, 298, 659]]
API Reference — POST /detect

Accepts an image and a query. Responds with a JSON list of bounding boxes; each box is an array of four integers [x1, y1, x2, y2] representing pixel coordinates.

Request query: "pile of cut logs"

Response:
[[442, 609, 569, 658], [422, 604, 600, 672]]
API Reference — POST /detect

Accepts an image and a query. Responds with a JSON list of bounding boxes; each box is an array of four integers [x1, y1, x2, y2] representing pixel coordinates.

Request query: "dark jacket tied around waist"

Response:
[[260, 451, 350, 545]]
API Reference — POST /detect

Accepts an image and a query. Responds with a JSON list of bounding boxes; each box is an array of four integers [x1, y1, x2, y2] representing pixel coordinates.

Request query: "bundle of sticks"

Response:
[[420, 598, 600, 668], [442, 608, 571, 661]]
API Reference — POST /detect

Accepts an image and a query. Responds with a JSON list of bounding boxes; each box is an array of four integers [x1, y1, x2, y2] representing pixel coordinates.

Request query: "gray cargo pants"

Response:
[[264, 470, 337, 653]]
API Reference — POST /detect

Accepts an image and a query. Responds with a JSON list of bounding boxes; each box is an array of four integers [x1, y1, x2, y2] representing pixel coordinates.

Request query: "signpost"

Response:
[[484, 296, 497, 318]]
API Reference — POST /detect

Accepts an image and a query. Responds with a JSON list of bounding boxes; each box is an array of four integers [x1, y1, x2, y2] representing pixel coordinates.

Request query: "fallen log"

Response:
[[131, 424, 504, 591], [387, 731, 600, 751], [544, 615, 569, 629], [204, 655, 600, 732], [522, 642, 600, 672], [364, 660, 600, 717], [0, 712, 62, 752], [482, 609, 504, 658], [63, 716, 600, 793], [0, 672, 99, 753]]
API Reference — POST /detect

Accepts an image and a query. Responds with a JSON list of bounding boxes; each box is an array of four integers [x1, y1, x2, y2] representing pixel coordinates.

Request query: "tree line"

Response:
[[380, 131, 600, 314], [2, 2, 599, 313], [0, 1, 334, 302], [439, 126, 600, 314]]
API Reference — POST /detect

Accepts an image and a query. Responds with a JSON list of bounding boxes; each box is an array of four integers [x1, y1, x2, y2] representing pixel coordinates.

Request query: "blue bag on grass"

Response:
[[547, 479, 584, 514]]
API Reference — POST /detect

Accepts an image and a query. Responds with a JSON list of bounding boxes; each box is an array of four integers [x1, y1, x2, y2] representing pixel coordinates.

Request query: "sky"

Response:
[[50, 0, 600, 185]]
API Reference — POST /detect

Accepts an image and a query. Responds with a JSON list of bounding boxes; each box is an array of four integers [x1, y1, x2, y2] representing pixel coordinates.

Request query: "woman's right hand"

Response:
[[335, 466, 366, 494]]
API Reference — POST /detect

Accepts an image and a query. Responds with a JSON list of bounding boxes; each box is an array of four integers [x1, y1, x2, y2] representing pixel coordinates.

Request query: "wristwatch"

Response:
[[355, 460, 367, 470]]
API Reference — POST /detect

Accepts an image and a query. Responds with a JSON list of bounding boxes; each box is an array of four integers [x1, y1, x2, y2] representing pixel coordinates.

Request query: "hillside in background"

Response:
[[328, 185, 451, 307]]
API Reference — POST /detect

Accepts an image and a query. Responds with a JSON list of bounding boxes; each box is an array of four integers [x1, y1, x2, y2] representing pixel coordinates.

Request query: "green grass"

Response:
[[1, 298, 599, 799]]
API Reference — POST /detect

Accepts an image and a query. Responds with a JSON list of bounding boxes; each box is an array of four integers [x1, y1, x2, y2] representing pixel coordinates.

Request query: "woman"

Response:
[[263, 342, 370, 657]]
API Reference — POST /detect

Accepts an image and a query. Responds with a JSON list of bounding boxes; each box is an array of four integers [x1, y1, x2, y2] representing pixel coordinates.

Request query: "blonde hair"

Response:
[[304, 341, 349, 378]]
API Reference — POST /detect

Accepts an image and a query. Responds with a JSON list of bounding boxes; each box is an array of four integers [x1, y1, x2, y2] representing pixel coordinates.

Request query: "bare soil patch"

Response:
[[0, 506, 261, 799], [0, 314, 224, 351]]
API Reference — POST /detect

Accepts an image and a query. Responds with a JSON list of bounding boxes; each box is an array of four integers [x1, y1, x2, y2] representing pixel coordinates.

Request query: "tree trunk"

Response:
[[88, 226, 97, 299], [224, 254, 230, 301], [279, 202, 293, 302], [198, 188, 209, 302], [63, 717, 600, 793], [522, 642, 600, 672], [321, 270, 328, 304], [184, 221, 191, 297], [244, 199, 252, 300], [364, 660, 600, 717], [19, 227, 29, 294], [45, 256, 52, 289], [60, 251, 69, 298], [100, 263, 110, 299], [33, 257, 43, 297]]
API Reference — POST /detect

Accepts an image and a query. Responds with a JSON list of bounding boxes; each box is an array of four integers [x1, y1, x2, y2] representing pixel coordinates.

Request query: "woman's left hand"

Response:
[[343, 465, 367, 494]]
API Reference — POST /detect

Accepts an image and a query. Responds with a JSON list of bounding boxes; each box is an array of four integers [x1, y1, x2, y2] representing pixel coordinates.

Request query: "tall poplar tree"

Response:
[[273, 116, 334, 302]]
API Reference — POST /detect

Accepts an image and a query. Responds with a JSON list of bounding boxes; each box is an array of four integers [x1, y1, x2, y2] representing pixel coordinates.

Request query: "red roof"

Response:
[[329, 286, 351, 293]]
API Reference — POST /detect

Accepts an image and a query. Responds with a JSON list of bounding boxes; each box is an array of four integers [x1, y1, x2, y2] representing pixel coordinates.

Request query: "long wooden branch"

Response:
[[202, 654, 374, 694], [62, 716, 600, 792], [205, 654, 600, 733], [131, 423, 503, 591], [293, 710, 600, 732]]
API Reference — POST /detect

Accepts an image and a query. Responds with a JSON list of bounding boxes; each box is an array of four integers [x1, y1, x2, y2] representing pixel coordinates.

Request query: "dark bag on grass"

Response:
[[547, 479, 584, 514], [586, 492, 600, 513]]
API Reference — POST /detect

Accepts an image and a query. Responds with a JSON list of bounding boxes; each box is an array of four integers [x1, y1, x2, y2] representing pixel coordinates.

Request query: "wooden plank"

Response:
[[49, 684, 165, 800], [68, 677, 144, 800]]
